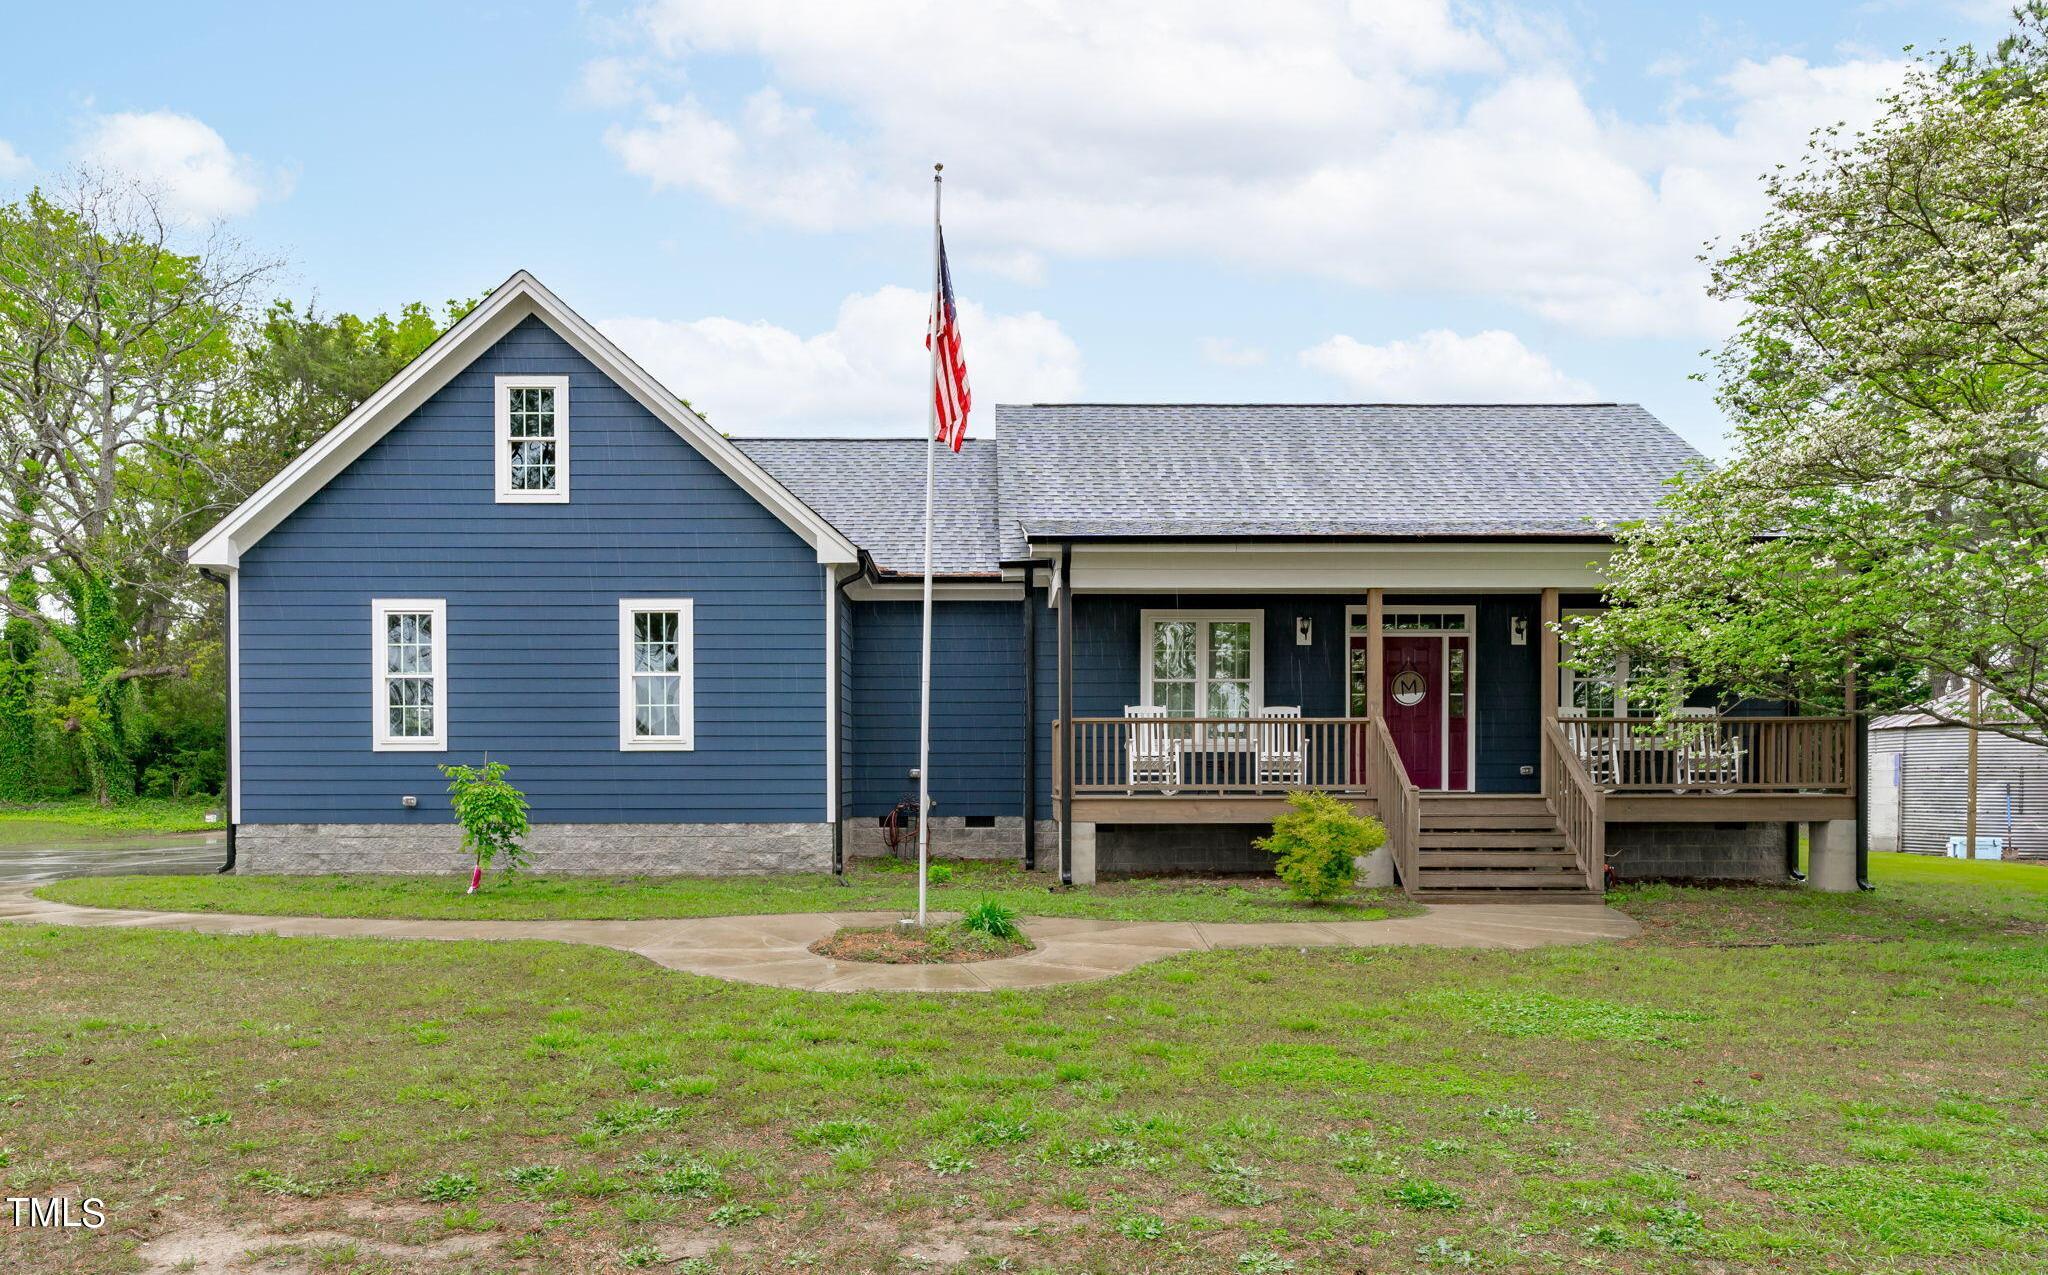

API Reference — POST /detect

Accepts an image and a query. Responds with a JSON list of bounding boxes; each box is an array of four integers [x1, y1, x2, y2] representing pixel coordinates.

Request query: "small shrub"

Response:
[[926, 863, 954, 885], [437, 760, 530, 888], [960, 898, 1022, 941], [1255, 790, 1387, 903]]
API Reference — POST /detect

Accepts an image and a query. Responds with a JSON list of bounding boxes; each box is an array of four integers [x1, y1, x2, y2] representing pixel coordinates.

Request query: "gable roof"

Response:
[[993, 403, 1701, 559], [734, 438, 1000, 578], [187, 271, 858, 571]]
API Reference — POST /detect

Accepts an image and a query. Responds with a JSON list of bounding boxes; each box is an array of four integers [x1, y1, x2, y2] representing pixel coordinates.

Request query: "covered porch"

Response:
[[1043, 575, 1857, 897]]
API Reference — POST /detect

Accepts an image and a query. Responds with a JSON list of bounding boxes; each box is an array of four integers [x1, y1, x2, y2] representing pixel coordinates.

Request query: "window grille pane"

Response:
[[386, 675, 435, 737], [1157, 681, 1195, 717], [1151, 620, 1196, 680], [634, 672, 681, 737], [1207, 678, 1251, 717], [1208, 622, 1251, 681], [509, 440, 556, 491]]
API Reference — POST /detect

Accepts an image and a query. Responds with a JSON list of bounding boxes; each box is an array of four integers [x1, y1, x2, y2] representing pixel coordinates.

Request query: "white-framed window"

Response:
[[494, 374, 569, 502], [1139, 610, 1262, 717], [1560, 608, 1629, 717], [620, 599, 694, 750], [372, 598, 446, 751]]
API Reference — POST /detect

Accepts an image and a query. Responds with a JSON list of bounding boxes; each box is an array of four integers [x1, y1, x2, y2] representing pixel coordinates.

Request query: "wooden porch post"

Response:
[[1539, 587, 1560, 789], [1364, 589, 1384, 719], [1057, 543, 1074, 886]]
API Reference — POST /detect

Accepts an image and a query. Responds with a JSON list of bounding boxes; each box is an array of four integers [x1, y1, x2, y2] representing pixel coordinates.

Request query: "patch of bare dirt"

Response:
[[810, 922, 1031, 964], [136, 1217, 497, 1273]]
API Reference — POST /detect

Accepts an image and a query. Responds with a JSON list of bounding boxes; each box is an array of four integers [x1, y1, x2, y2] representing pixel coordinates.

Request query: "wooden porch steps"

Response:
[[1406, 793, 1601, 902]]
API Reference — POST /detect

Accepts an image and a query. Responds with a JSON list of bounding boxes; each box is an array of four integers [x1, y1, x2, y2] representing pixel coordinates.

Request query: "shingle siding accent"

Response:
[[238, 316, 827, 827], [847, 600, 1024, 819]]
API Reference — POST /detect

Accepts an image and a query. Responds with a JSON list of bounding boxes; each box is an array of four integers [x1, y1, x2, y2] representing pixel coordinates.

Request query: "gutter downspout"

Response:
[[1855, 707, 1873, 890], [197, 567, 236, 875], [1021, 567, 1037, 871], [832, 568, 861, 878]]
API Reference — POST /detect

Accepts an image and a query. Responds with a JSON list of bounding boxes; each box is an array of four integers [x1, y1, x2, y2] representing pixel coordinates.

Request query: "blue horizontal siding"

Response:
[[238, 315, 827, 826], [1032, 591, 1547, 809], [848, 600, 1024, 818]]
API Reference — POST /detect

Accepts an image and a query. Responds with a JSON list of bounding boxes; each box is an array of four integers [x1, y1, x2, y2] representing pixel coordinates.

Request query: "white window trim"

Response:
[[1344, 603, 1478, 792], [494, 374, 570, 503], [1138, 609, 1264, 716], [620, 598, 695, 751], [372, 598, 447, 751]]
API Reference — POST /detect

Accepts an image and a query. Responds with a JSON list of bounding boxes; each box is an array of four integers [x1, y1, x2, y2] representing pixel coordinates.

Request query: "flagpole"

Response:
[[917, 162, 942, 928]]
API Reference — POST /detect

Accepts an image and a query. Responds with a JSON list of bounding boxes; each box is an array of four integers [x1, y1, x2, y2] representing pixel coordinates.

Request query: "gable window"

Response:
[[1139, 610, 1262, 717], [620, 599, 694, 750], [372, 599, 446, 750], [494, 375, 569, 502]]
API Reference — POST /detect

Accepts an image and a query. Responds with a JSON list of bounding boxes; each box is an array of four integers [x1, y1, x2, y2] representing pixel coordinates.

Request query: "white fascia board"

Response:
[[187, 270, 859, 571], [844, 578, 1024, 602], [1064, 542, 1613, 592]]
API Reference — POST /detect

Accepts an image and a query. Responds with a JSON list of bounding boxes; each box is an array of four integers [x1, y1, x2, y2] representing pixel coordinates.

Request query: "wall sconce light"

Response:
[[1295, 616, 1314, 646], [401, 794, 418, 809], [1509, 616, 1529, 646]]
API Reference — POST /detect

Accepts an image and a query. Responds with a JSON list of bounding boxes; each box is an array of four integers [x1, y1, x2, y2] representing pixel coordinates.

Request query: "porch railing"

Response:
[[1543, 719, 1607, 892], [1059, 716, 1370, 796], [1365, 716, 1421, 887], [1556, 715, 1854, 794]]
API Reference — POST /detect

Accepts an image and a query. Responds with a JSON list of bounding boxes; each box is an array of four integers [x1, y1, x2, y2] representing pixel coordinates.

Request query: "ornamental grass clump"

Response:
[[960, 897, 1022, 941], [1256, 789, 1387, 904], [438, 759, 530, 893]]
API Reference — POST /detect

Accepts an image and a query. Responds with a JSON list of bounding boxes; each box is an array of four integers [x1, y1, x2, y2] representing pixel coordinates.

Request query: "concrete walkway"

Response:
[[0, 885, 1637, 992]]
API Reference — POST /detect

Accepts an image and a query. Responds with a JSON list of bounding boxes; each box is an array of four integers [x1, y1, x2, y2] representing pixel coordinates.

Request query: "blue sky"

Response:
[[0, 1, 2014, 451]]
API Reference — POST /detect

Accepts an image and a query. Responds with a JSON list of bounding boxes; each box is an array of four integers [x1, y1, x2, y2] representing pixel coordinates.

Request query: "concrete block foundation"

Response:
[[1606, 822, 1786, 882], [236, 822, 833, 876]]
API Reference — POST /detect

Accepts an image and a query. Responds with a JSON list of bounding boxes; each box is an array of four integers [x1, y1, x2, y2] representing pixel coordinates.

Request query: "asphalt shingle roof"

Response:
[[736, 404, 1701, 576], [994, 403, 1701, 560], [734, 437, 1001, 577]]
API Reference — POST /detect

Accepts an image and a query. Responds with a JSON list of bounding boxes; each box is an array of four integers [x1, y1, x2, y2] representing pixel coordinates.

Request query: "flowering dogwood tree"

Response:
[[1572, 10, 2048, 745]]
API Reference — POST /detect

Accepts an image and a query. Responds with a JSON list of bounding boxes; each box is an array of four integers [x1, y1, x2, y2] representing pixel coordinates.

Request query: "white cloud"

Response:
[[600, 286, 1083, 436], [1300, 329, 1597, 402], [0, 140, 31, 181], [591, 1, 1905, 337], [1198, 337, 1267, 368], [76, 111, 277, 218]]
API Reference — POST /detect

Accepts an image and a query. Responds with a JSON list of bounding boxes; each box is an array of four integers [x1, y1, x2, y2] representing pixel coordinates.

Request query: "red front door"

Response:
[[1384, 635, 1442, 788]]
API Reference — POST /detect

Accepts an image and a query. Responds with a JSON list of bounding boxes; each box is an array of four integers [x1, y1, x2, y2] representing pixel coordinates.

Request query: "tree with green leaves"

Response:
[[1571, 7, 2048, 745], [229, 295, 473, 493], [0, 174, 277, 800]]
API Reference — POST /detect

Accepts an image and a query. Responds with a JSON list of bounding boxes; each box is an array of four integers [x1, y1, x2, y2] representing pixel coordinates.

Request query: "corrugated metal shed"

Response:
[[1867, 713, 2048, 861]]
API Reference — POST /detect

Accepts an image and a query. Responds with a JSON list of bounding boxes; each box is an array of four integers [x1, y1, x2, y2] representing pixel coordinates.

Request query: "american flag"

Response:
[[927, 232, 971, 452]]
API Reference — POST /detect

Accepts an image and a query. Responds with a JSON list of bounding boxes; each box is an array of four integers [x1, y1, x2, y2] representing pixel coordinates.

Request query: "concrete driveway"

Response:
[[0, 823, 225, 883]]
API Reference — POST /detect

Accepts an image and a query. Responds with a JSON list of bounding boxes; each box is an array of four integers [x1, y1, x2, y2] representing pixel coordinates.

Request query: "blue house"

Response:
[[190, 273, 1857, 900]]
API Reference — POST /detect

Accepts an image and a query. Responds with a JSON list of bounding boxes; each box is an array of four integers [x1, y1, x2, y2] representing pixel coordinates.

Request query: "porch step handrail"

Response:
[[1365, 717, 1421, 888], [1556, 715, 1853, 793], [1543, 719, 1607, 894], [1061, 715, 1370, 796]]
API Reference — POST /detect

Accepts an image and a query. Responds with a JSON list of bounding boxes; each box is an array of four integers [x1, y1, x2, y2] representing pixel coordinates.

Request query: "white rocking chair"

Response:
[[1670, 707, 1745, 793], [1124, 705, 1180, 793], [1256, 706, 1305, 787]]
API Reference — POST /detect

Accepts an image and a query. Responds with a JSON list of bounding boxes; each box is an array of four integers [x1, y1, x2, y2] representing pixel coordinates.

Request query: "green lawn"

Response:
[[3, 854, 2046, 1273], [0, 795, 223, 837], [36, 856, 1419, 924]]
